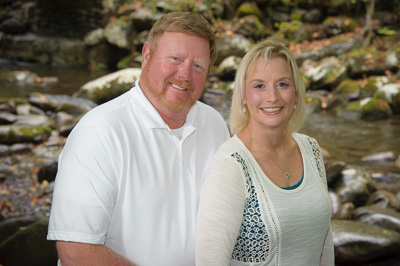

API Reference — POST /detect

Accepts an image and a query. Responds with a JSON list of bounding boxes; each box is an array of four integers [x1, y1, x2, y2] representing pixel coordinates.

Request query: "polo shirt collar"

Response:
[[131, 79, 198, 132]]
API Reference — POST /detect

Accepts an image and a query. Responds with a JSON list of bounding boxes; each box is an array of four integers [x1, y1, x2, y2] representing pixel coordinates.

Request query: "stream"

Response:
[[1, 64, 400, 174]]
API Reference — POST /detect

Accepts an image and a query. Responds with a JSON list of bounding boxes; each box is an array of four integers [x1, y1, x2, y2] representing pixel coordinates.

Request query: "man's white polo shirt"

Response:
[[47, 80, 230, 265]]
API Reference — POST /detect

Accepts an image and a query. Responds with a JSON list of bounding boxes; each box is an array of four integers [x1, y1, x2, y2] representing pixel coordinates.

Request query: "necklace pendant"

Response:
[[285, 171, 290, 179]]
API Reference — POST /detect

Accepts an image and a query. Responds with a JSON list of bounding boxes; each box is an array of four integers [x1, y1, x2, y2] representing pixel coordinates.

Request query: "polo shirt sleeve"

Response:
[[47, 124, 118, 244], [195, 153, 246, 266]]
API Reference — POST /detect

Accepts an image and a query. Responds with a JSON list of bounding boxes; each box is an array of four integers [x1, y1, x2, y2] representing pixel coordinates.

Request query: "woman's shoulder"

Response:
[[214, 135, 246, 155], [293, 132, 312, 140], [293, 132, 320, 146]]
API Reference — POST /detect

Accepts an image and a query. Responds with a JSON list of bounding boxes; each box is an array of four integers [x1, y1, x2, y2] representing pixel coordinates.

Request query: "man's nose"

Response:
[[177, 62, 192, 81]]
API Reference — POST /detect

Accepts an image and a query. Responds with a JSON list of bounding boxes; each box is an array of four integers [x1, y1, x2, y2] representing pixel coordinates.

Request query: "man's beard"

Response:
[[151, 79, 198, 112]]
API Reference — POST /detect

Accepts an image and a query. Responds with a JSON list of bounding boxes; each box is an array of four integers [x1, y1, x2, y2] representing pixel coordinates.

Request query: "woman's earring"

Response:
[[243, 107, 246, 113], [294, 105, 297, 110]]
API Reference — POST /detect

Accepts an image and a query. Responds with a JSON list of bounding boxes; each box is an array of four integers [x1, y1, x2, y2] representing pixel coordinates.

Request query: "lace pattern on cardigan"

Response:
[[230, 152, 270, 263], [306, 136, 327, 187]]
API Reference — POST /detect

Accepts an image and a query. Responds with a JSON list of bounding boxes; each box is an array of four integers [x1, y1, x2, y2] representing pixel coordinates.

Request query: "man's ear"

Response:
[[141, 42, 151, 68]]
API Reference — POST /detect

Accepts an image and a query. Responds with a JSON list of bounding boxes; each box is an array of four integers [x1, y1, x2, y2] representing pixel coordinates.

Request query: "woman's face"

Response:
[[243, 57, 298, 131]]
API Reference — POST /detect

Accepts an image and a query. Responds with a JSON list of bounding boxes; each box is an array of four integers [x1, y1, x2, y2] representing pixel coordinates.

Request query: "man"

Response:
[[47, 12, 230, 265]]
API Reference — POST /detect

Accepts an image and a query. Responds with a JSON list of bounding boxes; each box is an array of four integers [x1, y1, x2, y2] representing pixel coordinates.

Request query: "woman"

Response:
[[195, 40, 334, 265]]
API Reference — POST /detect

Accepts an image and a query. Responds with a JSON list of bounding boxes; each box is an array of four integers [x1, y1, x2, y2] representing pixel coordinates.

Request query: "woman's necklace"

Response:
[[249, 129, 291, 179]]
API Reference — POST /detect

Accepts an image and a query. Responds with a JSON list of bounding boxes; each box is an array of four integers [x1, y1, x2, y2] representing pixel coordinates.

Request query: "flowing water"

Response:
[[1, 65, 399, 174]]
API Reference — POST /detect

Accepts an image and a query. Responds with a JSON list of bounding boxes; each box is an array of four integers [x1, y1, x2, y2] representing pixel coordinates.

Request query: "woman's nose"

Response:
[[266, 88, 278, 102]]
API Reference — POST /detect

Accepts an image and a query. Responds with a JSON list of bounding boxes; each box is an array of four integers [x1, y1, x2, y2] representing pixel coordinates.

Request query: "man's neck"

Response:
[[158, 109, 188, 129]]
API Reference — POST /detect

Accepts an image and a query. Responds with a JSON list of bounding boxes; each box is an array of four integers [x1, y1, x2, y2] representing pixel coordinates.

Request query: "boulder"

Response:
[[325, 161, 346, 185], [0, 220, 58, 266], [366, 190, 400, 211], [38, 162, 58, 183], [215, 33, 251, 65], [333, 168, 375, 207], [232, 15, 270, 41], [0, 125, 52, 144], [0, 215, 40, 242], [354, 206, 400, 233], [76, 68, 141, 104], [29, 93, 97, 114], [303, 56, 347, 90], [362, 151, 398, 163], [332, 219, 400, 263], [376, 83, 400, 115], [343, 97, 393, 120], [333, 202, 355, 220], [218, 55, 241, 80]]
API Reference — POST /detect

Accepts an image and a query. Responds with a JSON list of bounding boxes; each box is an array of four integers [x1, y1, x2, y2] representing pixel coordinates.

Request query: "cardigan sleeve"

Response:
[[195, 153, 246, 266], [320, 225, 335, 265], [311, 137, 335, 265]]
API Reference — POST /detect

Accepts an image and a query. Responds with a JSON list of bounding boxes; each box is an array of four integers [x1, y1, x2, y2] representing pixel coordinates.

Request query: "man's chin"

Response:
[[161, 99, 196, 112]]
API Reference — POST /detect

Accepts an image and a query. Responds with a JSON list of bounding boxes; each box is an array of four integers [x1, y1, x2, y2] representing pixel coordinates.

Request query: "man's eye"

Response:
[[170, 57, 180, 63], [193, 63, 204, 71]]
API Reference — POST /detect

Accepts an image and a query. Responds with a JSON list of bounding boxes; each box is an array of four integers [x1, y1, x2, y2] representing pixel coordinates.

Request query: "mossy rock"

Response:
[[0, 220, 58, 266], [76, 68, 141, 104], [278, 20, 304, 41], [55, 102, 89, 115], [0, 125, 52, 144], [375, 83, 400, 114], [235, 2, 262, 18], [233, 15, 269, 40], [342, 18, 357, 32], [360, 77, 379, 98], [345, 100, 362, 112], [336, 79, 360, 97], [322, 17, 357, 33], [325, 65, 347, 87], [0, 216, 41, 243], [0, 97, 29, 105], [290, 9, 305, 21], [359, 97, 393, 120], [117, 55, 142, 69]]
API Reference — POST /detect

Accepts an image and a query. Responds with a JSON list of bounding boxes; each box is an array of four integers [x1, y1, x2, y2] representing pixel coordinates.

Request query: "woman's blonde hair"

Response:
[[229, 39, 306, 135], [146, 12, 217, 69]]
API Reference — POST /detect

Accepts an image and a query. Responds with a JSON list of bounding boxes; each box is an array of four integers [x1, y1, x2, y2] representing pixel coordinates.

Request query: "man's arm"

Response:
[[57, 241, 137, 266]]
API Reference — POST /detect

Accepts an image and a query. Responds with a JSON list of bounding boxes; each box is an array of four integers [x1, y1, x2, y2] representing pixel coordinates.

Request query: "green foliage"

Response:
[[377, 27, 396, 36]]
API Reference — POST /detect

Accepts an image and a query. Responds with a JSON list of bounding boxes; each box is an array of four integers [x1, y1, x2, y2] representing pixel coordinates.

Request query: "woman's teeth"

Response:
[[261, 107, 282, 112]]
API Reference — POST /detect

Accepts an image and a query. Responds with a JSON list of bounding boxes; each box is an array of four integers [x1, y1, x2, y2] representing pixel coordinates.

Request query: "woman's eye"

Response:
[[277, 82, 289, 88], [254, 84, 264, 89]]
